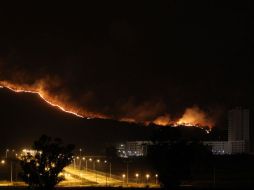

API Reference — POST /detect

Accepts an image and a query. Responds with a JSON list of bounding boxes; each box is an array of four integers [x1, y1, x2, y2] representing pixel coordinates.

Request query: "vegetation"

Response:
[[20, 135, 75, 190]]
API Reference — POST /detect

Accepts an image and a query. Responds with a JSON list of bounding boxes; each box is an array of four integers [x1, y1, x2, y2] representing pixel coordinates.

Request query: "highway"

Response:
[[64, 166, 122, 186]]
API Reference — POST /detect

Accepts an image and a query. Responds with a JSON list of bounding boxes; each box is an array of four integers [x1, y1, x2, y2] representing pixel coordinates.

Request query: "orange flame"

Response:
[[0, 80, 213, 133], [153, 107, 213, 133], [0, 80, 104, 119]]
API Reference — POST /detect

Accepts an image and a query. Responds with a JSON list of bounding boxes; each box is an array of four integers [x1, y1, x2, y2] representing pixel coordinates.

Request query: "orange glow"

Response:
[[0, 80, 104, 119], [153, 114, 171, 126], [153, 107, 213, 133], [0, 80, 213, 133]]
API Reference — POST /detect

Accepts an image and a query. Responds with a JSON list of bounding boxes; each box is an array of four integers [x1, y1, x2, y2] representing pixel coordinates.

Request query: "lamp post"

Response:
[[126, 162, 129, 185], [76, 156, 80, 170], [122, 174, 126, 185], [89, 158, 93, 171], [104, 160, 112, 179], [85, 159, 88, 172], [155, 174, 158, 184], [79, 149, 82, 169], [135, 173, 139, 183], [95, 159, 100, 183], [73, 156, 76, 169], [104, 160, 108, 186], [82, 157, 86, 171], [146, 174, 150, 184], [2, 159, 13, 183], [109, 162, 111, 179], [6, 149, 9, 159], [10, 161, 13, 183]]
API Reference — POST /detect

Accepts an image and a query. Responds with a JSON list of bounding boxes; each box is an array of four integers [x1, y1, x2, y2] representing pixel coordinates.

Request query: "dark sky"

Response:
[[0, 1, 252, 127]]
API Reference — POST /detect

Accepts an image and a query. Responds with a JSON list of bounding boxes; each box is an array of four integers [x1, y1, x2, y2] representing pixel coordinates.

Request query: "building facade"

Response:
[[228, 107, 250, 153], [116, 141, 152, 158], [204, 108, 250, 155]]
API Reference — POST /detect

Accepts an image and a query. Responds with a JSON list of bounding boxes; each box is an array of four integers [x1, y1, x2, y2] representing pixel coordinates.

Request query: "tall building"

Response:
[[228, 107, 250, 141], [228, 107, 250, 153], [204, 108, 250, 155]]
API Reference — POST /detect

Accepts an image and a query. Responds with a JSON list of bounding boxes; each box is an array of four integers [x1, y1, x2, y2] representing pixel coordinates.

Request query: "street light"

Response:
[[88, 158, 92, 171], [82, 157, 87, 172], [104, 160, 112, 179], [95, 159, 100, 182], [135, 173, 139, 183], [6, 149, 9, 158], [76, 156, 79, 170], [122, 174, 126, 185], [10, 161, 13, 183], [155, 174, 158, 184], [79, 149, 82, 169], [2, 159, 13, 183], [73, 157, 76, 169], [146, 174, 150, 183]]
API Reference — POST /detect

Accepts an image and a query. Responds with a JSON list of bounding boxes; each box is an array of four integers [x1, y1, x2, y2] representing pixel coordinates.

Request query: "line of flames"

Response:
[[0, 82, 211, 133], [0, 84, 84, 118]]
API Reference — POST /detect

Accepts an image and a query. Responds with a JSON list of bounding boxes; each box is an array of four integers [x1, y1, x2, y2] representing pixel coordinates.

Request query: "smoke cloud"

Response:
[[153, 106, 215, 128]]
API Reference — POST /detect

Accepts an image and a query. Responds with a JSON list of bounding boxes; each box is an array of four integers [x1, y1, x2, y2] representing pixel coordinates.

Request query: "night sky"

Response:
[[0, 1, 252, 151]]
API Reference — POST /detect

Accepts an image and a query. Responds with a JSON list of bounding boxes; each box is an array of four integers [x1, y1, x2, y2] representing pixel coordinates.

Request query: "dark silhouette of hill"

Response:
[[0, 87, 209, 155], [0, 88, 154, 154]]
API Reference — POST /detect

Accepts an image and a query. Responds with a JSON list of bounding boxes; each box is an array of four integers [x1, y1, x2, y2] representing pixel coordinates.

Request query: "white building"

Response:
[[116, 141, 152, 158], [228, 107, 250, 152], [203, 141, 230, 154], [203, 140, 246, 154], [204, 108, 250, 155]]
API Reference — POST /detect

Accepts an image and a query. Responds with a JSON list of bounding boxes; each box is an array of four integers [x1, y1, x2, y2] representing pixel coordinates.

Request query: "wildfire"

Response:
[[153, 107, 213, 133], [0, 81, 86, 118], [0, 80, 213, 133]]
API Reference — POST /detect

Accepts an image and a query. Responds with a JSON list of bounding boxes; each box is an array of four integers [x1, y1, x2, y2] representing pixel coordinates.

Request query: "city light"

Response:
[[1, 160, 5, 164], [155, 174, 158, 184]]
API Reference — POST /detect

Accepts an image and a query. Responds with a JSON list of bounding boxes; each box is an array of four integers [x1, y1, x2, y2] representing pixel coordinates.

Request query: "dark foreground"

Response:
[[1, 187, 254, 190]]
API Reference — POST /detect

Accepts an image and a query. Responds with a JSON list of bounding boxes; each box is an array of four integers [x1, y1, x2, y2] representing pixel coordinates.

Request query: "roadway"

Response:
[[64, 166, 122, 186]]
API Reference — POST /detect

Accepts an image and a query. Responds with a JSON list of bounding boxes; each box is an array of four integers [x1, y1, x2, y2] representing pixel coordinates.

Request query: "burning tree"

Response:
[[20, 135, 75, 190]]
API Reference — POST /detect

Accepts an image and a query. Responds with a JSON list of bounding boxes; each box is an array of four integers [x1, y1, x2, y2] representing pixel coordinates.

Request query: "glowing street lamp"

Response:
[[104, 160, 112, 179], [79, 149, 82, 169], [82, 157, 87, 171], [155, 174, 158, 184], [122, 174, 126, 184], [6, 149, 9, 158], [95, 159, 100, 182], [146, 174, 150, 183], [1, 160, 5, 165], [135, 173, 139, 183], [1, 159, 13, 183]]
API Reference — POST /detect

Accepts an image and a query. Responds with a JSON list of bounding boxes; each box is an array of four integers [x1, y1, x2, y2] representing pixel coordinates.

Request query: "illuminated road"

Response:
[[64, 166, 122, 186]]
